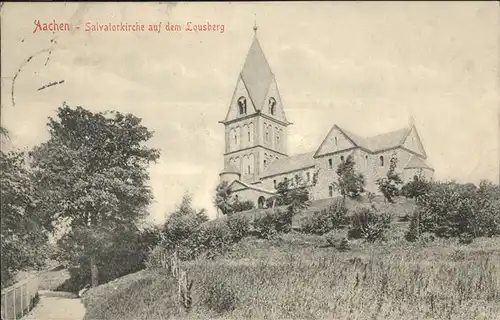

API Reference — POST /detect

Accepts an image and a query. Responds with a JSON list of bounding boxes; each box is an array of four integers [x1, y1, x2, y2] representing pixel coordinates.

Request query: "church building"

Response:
[[219, 29, 434, 208]]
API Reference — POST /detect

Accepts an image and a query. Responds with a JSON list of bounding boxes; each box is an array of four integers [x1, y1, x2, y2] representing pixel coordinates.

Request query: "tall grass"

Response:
[[82, 236, 500, 320]]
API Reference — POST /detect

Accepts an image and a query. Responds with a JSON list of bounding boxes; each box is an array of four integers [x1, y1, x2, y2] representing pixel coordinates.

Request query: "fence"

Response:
[[1, 275, 40, 320], [156, 251, 193, 313]]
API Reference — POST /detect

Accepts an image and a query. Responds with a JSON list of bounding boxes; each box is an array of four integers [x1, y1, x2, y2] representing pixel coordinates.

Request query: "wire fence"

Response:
[[1, 275, 40, 320]]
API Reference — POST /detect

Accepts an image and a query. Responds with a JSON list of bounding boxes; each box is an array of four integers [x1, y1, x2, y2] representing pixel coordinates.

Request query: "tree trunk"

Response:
[[90, 254, 99, 287]]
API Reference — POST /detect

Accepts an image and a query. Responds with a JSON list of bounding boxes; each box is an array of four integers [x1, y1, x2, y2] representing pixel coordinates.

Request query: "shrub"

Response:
[[192, 220, 233, 259], [401, 174, 431, 200], [231, 200, 255, 213], [405, 181, 500, 242], [202, 278, 239, 315], [348, 206, 392, 242], [225, 214, 251, 242], [301, 199, 348, 235], [253, 210, 278, 239]]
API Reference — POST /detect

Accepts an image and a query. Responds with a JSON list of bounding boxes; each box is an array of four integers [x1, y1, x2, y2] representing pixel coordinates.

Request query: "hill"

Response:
[[81, 231, 500, 320]]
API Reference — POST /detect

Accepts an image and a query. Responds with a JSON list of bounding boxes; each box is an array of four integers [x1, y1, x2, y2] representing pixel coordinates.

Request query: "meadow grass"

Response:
[[82, 234, 500, 320]]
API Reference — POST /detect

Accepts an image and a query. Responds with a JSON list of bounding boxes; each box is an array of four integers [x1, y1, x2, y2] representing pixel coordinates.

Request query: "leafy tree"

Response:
[[162, 193, 209, 259], [213, 181, 254, 216], [401, 172, 431, 201], [30, 104, 159, 287], [332, 154, 365, 203], [376, 155, 403, 203], [1, 150, 54, 288], [214, 180, 234, 216]]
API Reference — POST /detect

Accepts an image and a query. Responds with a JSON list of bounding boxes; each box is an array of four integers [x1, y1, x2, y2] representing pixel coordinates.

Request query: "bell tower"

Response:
[[219, 26, 291, 184]]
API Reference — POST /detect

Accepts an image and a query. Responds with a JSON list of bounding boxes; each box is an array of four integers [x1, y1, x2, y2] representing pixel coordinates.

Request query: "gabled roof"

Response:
[[404, 155, 434, 171], [228, 179, 276, 195], [362, 127, 410, 152], [261, 152, 316, 178], [240, 36, 274, 111], [336, 125, 412, 153]]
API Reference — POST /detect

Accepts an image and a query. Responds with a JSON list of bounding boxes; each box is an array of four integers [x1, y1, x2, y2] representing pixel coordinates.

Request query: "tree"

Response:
[[332, 154, 365, 204], [376, 154, 403, 203], [214, 181, 234, 216], [31, 104, 159, 287], [401, 172, 431, 201], [268, 174, 311, 215], [162, 193, 209, 259], [1, 150, 54, 288]]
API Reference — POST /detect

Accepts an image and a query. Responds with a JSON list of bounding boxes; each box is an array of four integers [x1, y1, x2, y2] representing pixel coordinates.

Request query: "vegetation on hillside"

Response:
[[82, 235, 500, 320]]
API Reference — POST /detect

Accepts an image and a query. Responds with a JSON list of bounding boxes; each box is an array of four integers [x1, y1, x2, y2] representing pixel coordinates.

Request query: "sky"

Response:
[[1, 2, 499, 224]]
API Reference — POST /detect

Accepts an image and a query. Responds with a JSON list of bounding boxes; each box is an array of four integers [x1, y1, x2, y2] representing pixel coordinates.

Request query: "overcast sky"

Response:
[[1, 2, 499, 223]]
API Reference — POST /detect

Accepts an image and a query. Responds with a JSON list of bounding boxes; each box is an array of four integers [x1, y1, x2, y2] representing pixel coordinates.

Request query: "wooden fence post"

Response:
[[3, 292, 7, 320], [20, 284, 23, 317], [171, 251, 178, 278], [178, 270, 192, 312], [12, 289, 16, 320]]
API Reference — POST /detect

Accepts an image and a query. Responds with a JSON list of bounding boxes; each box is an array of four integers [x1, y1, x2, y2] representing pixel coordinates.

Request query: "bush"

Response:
[[202, 279, 239, 315], [405, 181, 500, 242], [225, 214, 251, 242], [401, 175, 431, 200], [193, 220, 233, 259], [253, 210, 278, 239], [348, 206, 392, 242], [253, 208, 294, 239], [231, 200, 255, 213], [301, 199, 348, 235]]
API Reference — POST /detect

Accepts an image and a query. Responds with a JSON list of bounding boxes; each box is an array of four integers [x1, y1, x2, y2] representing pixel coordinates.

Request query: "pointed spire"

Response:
[[240, 31, 273, 110], [253, 14, 258, 35]]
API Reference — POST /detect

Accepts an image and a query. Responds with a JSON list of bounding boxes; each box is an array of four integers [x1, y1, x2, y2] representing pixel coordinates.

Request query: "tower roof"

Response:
[[240, 36, 274, 111]]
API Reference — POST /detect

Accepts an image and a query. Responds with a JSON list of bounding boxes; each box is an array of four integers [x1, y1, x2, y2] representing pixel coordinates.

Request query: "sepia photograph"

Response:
[[1, 2, 499, 320]]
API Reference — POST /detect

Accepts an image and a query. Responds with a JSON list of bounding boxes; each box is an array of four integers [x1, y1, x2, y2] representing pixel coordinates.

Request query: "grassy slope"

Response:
[[82, 229, 500, 319]]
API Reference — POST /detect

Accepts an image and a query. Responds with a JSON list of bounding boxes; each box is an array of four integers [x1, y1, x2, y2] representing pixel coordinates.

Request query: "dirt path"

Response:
[[23, 290, 86, 320]]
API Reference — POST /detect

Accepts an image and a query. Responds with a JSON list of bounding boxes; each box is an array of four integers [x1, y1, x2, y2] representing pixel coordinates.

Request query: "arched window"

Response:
[[380, 156, 384, 167], [269, 97, 276, 115], [247, 165, 251, 174], [295, 174, 300, 185], [414, 175, 419, 182], [263, 159, 267, 168], [237, 96, 247, 115], [328, 158, 333, 169], [306, 172, 311, 182], [273, 180, 277, 188], [340, 155, 344, 162], [234, 133, 238, 145], [365, 155, 368, 168], [335, 136, 338, 147], [247, 131, 251, 142], [329, 185, 333, 197], [265, 128, 269, 142]]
